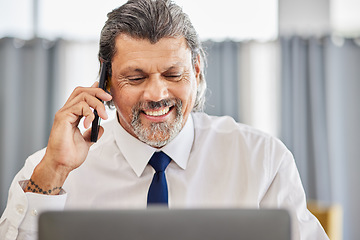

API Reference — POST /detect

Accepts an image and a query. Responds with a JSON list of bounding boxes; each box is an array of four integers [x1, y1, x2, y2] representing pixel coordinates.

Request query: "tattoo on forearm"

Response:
[[27, 178, 62, 195]]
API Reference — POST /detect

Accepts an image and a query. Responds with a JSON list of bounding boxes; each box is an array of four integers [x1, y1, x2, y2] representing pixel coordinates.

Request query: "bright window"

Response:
[[0, 0, 278, 41], [331, 0, 360, 36]]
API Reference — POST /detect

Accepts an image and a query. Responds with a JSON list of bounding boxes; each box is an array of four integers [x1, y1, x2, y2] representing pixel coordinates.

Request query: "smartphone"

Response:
[[90, 61, 110, 142]]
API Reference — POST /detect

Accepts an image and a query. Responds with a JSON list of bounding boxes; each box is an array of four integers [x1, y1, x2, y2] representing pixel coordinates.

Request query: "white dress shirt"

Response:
[[0, 112, 329, 240]]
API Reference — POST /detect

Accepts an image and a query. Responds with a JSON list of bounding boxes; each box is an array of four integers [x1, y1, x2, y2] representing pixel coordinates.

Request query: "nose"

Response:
[[143, 74, 169, 102]]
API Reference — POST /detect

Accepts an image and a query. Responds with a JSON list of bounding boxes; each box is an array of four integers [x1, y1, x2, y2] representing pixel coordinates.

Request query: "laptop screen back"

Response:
[[38, 208, 291, 240]]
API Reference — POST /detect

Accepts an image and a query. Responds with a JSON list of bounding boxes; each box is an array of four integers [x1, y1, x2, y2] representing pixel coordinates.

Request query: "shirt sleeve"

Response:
[[0, 149, 67, 240], [260, 138, 329, 240]]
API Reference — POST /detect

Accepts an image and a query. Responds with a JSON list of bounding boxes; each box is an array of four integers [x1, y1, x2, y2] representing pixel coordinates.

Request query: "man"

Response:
[[0, 0, 328, 239]]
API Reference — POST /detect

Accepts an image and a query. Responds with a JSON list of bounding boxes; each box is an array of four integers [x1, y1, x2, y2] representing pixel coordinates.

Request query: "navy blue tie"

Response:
[[147, 151, 171, 206]]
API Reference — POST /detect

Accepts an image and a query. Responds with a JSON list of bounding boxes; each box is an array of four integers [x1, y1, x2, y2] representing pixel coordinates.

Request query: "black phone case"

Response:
[[90, 62, 109, 142]]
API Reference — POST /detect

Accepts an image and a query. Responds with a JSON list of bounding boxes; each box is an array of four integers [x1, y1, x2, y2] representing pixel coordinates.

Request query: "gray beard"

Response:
[[131, 99, 183, 148]]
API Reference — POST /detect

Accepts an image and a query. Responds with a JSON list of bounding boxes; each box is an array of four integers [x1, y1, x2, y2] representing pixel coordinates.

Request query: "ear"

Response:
[[194, 54, 201, 86], [106, 76, 112, 92], [101, 60, 111, 93]]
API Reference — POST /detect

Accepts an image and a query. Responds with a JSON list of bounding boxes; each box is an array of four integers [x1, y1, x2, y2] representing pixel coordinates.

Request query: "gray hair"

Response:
[[98, 0, 206, 111]]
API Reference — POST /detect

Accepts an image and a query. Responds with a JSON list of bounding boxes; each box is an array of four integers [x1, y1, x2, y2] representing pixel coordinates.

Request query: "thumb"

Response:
[[83, 126, 105, 145]]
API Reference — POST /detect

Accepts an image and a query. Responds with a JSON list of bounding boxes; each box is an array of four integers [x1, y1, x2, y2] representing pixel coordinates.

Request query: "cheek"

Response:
[[110, 85, 137, 115], [175, 78, 197, 110]]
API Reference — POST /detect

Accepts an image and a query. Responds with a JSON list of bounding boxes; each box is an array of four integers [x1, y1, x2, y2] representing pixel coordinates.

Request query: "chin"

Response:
[[133, 119, 183, 148]]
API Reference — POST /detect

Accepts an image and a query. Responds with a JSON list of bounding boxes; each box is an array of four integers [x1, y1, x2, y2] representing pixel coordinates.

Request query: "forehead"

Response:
[[112, 34, 192, 68]]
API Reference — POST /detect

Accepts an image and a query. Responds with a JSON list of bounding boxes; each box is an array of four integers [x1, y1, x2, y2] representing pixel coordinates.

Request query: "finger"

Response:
[[56, 100, 95, 127], [83, 112, 96, 129], [72, 87, 112, 103], [65, 86, 112, 105], [65, 92, 110, 120]]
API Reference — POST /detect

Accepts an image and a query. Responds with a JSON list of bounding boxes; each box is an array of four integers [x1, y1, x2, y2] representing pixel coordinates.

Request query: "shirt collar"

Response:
[[112, 114, 194, 177]]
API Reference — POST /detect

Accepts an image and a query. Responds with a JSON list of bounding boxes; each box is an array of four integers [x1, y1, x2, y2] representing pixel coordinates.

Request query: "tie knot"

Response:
[[149, 151, 171, 172]]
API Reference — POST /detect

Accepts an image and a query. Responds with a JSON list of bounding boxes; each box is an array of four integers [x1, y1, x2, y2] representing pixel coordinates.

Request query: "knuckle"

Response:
[[54, 111, 62, 120], [80, 102, 93, 115], [78, 92, 88, 101], [53, 108, 68, 123], [79, 101, 89, 109], [73, 86, 84, 95]]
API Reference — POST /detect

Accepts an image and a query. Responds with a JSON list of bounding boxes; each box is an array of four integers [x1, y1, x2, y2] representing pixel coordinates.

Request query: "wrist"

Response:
[[24, 157, 71, 195], [41, 153, 73, 179], [26, 178, 62, 195]]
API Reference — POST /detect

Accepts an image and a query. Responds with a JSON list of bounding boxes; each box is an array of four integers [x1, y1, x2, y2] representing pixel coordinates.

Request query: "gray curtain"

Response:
[[280, 36, 331, 201], [0, 38, 62, 212], [281, 36, 360, 240], [203, 41, 240, 121]]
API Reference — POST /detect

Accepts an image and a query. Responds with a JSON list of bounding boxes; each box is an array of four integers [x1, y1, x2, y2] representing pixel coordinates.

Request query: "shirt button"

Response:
[[31, 209, 38, 216], [16, 205, 25, 215]]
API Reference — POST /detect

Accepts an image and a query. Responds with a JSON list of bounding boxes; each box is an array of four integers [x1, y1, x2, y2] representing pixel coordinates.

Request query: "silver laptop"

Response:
[[38, 208, 291, 240]]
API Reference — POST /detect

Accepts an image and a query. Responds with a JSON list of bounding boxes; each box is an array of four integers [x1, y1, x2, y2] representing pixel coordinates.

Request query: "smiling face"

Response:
[[110, 34, 200, 148]]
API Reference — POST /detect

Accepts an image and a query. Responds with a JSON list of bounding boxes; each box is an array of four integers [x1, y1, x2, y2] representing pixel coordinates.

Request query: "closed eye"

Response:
[[128, 76, 146, 81], [164, 73, 182, 81]]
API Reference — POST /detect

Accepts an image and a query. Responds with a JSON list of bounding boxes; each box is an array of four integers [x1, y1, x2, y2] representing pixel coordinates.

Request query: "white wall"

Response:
[[279, 0, 330, 36]]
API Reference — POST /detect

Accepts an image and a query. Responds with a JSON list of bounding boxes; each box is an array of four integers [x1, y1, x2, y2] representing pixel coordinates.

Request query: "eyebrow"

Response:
[[164, 62, 186, 71], [122, 62, 186, 74], [126, 68, 145, 74], [164, 65, 184, 72]]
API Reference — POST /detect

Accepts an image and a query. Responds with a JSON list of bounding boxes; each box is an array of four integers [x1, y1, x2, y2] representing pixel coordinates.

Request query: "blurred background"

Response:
[[0, 0, 359, 239]]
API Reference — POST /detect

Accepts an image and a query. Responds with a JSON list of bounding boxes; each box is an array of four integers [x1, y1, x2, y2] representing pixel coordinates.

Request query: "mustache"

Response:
[[134, 99, 178, 111]]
